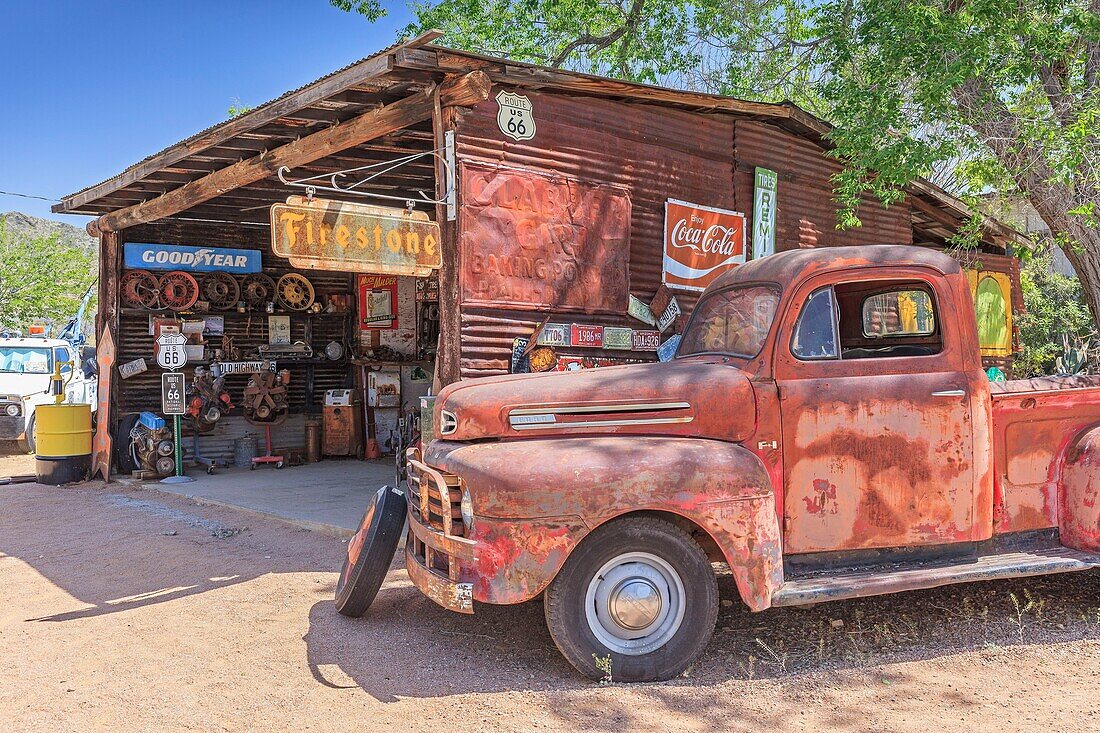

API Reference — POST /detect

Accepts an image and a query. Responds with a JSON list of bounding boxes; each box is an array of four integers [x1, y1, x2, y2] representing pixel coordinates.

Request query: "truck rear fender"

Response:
[[1059, 425, 1100, 552]]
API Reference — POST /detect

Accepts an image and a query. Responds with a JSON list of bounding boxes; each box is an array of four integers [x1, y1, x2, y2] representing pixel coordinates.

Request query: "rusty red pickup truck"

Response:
[[337, 245, 1100, 682]]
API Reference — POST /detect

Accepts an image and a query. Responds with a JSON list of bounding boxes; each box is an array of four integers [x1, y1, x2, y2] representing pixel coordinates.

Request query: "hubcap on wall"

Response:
[[585, 552, 686, 656]]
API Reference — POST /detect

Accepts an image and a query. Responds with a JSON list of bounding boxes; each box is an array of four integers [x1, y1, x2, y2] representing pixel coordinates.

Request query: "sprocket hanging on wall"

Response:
[[241, 273, 277, 309], [276, 273, 316, 311], [200, 272, 241, 311], [120, 270, 160, 310], [158, 271, 200, 311]]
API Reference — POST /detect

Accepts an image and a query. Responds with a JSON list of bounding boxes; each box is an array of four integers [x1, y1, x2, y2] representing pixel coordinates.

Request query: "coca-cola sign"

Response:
[[662, 199, 746, 291]]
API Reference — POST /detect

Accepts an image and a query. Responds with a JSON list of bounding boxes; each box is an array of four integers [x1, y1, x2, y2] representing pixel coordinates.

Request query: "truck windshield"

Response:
[[0, 347, 53, 374], [678, 285, 781, 359]]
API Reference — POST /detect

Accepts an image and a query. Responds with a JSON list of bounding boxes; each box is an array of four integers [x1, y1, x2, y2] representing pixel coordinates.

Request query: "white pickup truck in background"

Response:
[[0, 337, 97, 453]]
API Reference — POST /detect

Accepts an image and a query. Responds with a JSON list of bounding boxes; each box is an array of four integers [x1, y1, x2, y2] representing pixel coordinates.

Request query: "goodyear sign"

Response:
[[124, 243, 262, 273], [271, 196, 442, 276]]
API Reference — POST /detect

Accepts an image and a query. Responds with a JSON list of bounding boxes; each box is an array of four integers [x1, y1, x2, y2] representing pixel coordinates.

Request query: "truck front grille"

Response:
[[406, 447, 468, 579]]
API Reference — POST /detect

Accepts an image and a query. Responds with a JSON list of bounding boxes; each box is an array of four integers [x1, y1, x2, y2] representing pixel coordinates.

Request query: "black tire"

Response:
[[544, 516, 719, 682], [335, 485, 407, 617], [114, 413, 141, 474], [23, 413, 36, 454]]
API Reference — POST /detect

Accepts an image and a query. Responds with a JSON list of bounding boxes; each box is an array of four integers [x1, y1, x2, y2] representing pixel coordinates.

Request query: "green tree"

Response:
[[1015, 249, 1093, 376], [338, 0, 1099, 324], [0, 217, 97, 332]]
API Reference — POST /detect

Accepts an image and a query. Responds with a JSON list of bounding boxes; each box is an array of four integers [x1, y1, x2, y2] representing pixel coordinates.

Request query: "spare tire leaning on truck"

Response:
[[335, 485, 407, 617]]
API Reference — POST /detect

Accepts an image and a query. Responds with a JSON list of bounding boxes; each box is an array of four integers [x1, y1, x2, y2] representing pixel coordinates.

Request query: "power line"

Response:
[[0, 189, 60, 203]]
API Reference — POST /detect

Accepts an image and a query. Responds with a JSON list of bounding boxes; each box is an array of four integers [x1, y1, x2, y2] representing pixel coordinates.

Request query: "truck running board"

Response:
[[771, 545, 1100, 608]]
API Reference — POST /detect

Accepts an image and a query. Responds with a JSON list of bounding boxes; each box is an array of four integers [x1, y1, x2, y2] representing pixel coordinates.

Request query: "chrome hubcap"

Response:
[[609, 579, 662, 630], [585, 552, 685, 656]]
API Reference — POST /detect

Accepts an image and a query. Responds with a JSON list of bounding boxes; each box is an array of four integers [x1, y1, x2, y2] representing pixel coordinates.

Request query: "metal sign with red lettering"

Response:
[[570, 324, 604, 348], [662, 199, 746, 291]]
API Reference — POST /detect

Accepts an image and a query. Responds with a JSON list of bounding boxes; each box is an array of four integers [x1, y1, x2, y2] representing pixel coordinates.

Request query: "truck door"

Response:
[[775, 271, 982, 554]]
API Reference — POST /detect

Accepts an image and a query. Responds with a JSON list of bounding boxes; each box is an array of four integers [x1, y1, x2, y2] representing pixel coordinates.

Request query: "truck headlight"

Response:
[[5, 404, 19, 417], [460, 488, 474, 530]]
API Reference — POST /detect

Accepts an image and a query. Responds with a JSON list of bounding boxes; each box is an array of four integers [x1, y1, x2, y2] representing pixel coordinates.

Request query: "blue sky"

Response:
[[0, 1, 413, 226]]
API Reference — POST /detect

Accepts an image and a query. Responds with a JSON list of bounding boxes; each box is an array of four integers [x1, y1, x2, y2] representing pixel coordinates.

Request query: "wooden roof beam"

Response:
[[87, 71, 490, 236]]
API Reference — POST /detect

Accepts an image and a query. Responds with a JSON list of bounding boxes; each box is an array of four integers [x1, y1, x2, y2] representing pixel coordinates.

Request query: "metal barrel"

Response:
[[304, 418, 322, 463], [34, 403, 93, 485]]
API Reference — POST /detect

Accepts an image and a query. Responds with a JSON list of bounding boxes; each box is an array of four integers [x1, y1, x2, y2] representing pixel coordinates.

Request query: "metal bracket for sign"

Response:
[[277, 143, 455, 211]]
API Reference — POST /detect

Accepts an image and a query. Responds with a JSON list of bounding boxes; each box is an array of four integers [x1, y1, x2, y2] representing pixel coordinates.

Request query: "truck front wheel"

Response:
[[544, 516, 719, 682]]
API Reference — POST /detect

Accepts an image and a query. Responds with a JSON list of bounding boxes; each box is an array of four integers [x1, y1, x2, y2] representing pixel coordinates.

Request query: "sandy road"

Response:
[[1, 480, 1097, 732]]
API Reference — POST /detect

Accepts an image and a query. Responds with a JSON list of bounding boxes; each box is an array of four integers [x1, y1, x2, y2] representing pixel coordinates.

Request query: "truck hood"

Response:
[[435, 357, 756, 442], [0, 374, 50, 400]]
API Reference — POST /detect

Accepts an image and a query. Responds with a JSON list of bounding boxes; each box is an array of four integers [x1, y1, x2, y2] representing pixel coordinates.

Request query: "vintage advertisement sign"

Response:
[[268, 316, 291, 345], [124, 243, 262, 274], [460, 164, 631, 314], [662, 199, 746, 291], [752, 168, 778, 260], [271, 196, 441, 275], [161, 372, 187, 415], [496, 90, 536, 141], [570, 324, 605, 348], [358, 274, 399, 330]]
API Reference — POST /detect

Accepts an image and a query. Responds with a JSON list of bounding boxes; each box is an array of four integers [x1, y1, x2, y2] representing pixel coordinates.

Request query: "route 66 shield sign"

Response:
[[496, 90, 536, 141], [156, 332, 189, 371]]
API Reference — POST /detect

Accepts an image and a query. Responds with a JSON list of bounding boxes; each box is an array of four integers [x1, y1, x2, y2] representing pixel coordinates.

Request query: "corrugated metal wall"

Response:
[[453, 90, 736, 377], [451, 91, 918, 378], [116, 218, 355, 455], [733, 121, 913, 249]]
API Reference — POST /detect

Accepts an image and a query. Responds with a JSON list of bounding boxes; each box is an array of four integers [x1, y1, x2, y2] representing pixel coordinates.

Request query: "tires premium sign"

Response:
[[271, 196, 442, 276], [662, 199, 746, 291]]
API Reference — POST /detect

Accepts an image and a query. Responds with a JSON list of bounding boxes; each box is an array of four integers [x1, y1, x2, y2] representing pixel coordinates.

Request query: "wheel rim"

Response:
[[584, 551, 686, 656]]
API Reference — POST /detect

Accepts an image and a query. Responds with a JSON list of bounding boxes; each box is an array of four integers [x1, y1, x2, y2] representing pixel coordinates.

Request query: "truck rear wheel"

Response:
[[544, 516, 718, 682]]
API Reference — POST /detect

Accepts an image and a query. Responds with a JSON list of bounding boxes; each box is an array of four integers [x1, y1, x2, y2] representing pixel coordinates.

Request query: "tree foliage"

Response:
[[0, 217, 97, 332], [338, 0, 1099, 325], [1015, 249, 1093, 376]]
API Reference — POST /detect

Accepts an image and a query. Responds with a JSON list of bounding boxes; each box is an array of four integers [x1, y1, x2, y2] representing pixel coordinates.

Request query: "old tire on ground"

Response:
[[335, 485, 407, 617], [21, 413, 36, 455], [114, 413, 140, 474], [544, 516, 719, 682]]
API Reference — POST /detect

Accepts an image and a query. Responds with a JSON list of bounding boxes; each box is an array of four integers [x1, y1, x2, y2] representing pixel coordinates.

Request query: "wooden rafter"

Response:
[[87, 71, 490, 236]]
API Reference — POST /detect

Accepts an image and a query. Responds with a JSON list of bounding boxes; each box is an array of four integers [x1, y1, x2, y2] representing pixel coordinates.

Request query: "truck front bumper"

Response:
[[405, 450, 477, 614], [0, 415, 24, 441]]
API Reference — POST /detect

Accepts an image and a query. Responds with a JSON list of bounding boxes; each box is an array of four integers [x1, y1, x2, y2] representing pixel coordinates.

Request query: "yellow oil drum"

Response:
[[34, 403, 93, 485]]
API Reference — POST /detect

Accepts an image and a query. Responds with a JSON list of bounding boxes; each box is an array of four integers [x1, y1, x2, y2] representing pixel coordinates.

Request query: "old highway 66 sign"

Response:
[[156, 332, 188, 371], [496, 90, 535, 141]]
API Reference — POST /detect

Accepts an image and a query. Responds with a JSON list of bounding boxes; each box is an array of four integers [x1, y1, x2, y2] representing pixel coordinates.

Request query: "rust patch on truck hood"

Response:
[[435, 357, 756, 442]]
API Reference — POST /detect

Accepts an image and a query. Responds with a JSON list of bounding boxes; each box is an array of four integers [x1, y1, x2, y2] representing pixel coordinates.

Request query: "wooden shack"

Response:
[[55, 33, 1025, 477]]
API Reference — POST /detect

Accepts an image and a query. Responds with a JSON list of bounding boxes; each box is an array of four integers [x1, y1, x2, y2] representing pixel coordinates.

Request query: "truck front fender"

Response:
[[427, 437, 784, 611]]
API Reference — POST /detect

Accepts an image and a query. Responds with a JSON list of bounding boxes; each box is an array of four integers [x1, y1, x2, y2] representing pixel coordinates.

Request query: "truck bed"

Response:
[[990, 375, 1100, 534]]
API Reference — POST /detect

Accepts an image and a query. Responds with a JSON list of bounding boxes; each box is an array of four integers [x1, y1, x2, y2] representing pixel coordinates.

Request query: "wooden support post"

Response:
[[87, 71, 491, 236]]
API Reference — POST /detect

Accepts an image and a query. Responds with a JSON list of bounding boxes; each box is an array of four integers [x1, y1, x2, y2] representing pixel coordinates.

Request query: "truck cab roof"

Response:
[[0, 337, 74, 349], [711, 245, 962, 292]]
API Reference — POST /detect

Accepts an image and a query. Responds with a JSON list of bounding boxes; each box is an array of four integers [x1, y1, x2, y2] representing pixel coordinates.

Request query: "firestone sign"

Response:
[[662, 199, 746, 291], [271, 196, 442, 276]]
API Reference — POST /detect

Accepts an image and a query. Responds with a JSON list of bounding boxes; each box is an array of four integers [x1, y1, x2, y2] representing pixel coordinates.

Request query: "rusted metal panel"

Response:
[[1060, 426, 1100, 551], [423, 436, 782, 611], [458, 162, 630, 313], [733, 121, 913, 251], [989, 376, 1100, 534], [453, 89, 734, 377]]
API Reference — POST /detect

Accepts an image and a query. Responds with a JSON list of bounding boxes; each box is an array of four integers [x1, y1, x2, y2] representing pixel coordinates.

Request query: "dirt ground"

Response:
[[1, 481, 1097, 733]]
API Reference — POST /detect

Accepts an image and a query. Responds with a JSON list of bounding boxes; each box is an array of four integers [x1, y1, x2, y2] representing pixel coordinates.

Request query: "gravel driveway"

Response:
[[1, 481, 1097, 732]]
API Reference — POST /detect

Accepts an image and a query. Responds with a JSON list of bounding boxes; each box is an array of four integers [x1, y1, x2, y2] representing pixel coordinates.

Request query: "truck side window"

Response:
[[834, 281, 942, 359], [792, 287, 838, 360]]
